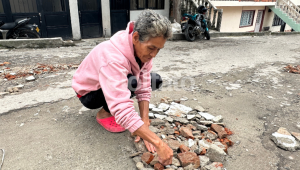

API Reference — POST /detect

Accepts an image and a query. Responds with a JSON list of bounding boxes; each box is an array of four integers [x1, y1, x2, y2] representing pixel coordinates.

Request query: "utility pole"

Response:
[[173, 0, 181, 23]]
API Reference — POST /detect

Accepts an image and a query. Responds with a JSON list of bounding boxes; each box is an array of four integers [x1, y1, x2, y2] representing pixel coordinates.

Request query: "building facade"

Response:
[[0, 0, 170, 40]]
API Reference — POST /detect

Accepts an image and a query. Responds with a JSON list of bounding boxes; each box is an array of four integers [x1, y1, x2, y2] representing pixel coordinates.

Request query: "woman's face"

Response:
[[132, 32, 167, 63]]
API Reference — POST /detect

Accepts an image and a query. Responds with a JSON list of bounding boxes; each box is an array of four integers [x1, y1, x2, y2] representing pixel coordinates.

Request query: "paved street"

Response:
[[1, 35, 300, 170]]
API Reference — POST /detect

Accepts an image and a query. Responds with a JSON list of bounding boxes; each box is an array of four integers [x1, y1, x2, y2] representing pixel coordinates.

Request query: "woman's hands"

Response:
[[132, 122, 173, 166]]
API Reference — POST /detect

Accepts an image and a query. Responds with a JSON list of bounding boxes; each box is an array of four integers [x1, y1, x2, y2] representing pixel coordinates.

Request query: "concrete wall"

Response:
[[101, 0, 111, 37], [130, 0, 170, 21], [216, 6, 293, 32], [69, 0, 81, 40], [291, 0, 300, 5], [216, 6, 265, 32]]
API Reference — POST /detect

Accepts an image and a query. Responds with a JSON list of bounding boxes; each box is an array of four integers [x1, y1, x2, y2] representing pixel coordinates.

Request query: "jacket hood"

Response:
[[109, 22, 141, 75]]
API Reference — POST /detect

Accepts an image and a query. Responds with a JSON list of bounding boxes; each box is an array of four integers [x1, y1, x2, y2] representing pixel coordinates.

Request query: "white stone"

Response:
[[161, 135, 166, 139], [15, 84, 25, 89], [165, 102, 193, 117], [197, 124, 208, 131], [206, 144, 227, 162], [187, 115, 195, 120], [188, 139, 195, 147], [199, 112, 215, 121], [152, 108, 164, 112], [267, 96, 273, 99], [195, 106, 205, 112], [20, 123, 24, 127], [199, 155, 210, 167], [0, 92, 9, 96], [26, 76, 36, 82], [154, 114, 167, 120], [180, 97, 188, 101], [198, 139, 212, 149], [165, 117, 174, 123], [34, 113, 38, 116], [149, 112, 154, 119], [212, 115, 223, 123], [270, 132, 300, 151], [149, 104, 156, 110], [158, 103, 170, 111], [10, 72, 16, 75]]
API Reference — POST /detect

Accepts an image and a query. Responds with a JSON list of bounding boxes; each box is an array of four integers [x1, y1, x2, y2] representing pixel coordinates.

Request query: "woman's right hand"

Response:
[[155, 140, 173, 165]]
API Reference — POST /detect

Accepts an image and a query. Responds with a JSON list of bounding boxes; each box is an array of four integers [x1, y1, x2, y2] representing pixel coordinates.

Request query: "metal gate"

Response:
[[78, 0, 102, 38], [0, 0, 72, 39], [110, 0, 129, 35]]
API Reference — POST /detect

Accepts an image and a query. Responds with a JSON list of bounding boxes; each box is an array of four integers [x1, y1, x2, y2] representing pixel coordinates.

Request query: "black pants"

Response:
[[79, 73, 162, 113]]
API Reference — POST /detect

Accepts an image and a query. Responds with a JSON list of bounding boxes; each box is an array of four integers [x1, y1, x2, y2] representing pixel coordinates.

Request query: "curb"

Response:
[[0, 37, 75, 49], [170, 31, 300, 40]]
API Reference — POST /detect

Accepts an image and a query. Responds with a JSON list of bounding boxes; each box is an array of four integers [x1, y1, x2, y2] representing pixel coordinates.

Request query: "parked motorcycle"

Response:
[[0, 18, 40, 39], [181, 6, 210, 41]]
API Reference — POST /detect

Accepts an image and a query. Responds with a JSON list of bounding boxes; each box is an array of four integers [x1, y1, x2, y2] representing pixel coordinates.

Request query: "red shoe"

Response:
[[96, 116, 126, 133]]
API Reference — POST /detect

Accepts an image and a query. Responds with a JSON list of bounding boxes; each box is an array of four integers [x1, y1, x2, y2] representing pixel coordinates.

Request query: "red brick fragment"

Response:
[[200, 148, 206, 155], [179, 144, 190, 152], [214, 162, 224, 168], [141, 152, 154, 164], [224, 128, 233, 135], [167, 140, 182, 150], [177, 151, 200, 168], [179, 127, 195, 139], [174, 131, 180, 135], [154, 163, 164, 170], [210, 124, 228, 139], [186, 124, 196, 130], [221, 138, 234, 147]]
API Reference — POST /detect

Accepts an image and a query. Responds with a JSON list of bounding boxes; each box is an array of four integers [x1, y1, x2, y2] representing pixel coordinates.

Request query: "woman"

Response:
[[72, 10, 173, 165]]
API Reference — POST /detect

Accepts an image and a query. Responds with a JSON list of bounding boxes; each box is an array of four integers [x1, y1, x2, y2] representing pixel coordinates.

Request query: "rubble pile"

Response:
[[132, 97, 234, 170], [0, 63, 79, 81], [284, 65, 300, 74]]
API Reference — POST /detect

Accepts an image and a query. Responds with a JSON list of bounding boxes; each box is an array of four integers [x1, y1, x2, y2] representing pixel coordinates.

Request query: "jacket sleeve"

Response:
[[135, 61, 152, 102], [99, 62, 144, 133]]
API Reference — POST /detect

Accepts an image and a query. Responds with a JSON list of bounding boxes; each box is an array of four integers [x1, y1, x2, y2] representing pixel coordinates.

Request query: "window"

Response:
[[9, 0, 38, 13], [0, 0, 4, 13], [272, 14, 285, 26], [41, 0, 65, 12], [240, 10, 255, 27], [130, 0, 164, 10]]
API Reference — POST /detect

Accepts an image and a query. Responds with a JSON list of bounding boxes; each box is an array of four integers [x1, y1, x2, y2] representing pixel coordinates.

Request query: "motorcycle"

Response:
[[0, 18, 40, 39], [181, 6, 210, 41]]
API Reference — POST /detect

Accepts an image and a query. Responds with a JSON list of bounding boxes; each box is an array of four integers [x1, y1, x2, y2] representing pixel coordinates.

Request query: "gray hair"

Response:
[[134, 9, 172, 42]]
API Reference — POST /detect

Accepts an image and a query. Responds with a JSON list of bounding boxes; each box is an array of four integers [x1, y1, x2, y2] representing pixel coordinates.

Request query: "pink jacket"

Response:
[[72, 22, 152, 133]]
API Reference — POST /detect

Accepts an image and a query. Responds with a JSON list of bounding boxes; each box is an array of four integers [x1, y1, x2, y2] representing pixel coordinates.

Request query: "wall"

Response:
[[130, 0, 170, 21], [291, 0, 300, 5], [262, 7, 292, 32], [216, 6, 265, 32]]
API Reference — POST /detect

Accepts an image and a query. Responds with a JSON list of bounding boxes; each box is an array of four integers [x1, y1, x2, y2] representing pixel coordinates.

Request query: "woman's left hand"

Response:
[[134, 136, 156, 153], [133, 118, 156, 153]]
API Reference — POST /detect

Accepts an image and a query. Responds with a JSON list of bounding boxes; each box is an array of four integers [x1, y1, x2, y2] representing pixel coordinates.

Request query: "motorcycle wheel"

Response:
[[17, 30, 40, 39], [204, 30, 210, 40], [184, 24, 196, 42]]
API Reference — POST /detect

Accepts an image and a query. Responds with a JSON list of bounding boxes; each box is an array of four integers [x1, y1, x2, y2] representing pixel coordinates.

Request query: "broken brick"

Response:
[[179, 144, 190, 152], [211, 124, 228, 139], [175, 122, 182, 127], [179, 127, 195, 139], [221, 138, 234, 147], [141, 152, 154, 164], [174, 131, 180, 135], [154, 163, 164, 170], [224, 128, 233, 135], [177, 151, 200, 168], [186, 124, 196, 130], [200, 148, 206, 155]]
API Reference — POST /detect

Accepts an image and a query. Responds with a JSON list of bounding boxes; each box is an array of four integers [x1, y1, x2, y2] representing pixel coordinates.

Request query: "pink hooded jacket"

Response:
[[72, 22, 153, 133]]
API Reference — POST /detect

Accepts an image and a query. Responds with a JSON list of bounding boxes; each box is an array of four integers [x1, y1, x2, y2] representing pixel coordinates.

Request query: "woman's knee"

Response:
[[150, 73, 163, 90]]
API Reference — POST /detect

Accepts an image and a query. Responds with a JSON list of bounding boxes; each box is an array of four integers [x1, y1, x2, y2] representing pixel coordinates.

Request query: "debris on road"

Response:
[[131, 98, 234, 170], [284, 65, 300, 74], [0, 63, 80, 81], [270, 127, 300, 152]]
